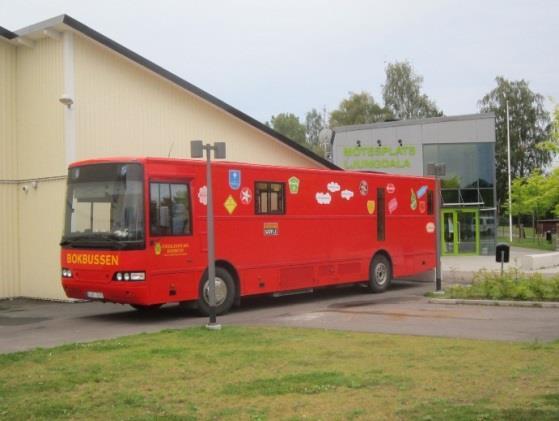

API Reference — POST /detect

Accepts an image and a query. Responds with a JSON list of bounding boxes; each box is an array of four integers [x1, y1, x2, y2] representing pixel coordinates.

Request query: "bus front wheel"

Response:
[[197, 267, 235, 316], [368, 254, 392, 293]]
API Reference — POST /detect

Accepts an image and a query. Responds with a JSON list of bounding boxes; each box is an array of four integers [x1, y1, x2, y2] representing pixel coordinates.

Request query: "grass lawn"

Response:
[[497, 226, 556, 251], [497, 236, 556, 251], [1, 326, 559, 420]]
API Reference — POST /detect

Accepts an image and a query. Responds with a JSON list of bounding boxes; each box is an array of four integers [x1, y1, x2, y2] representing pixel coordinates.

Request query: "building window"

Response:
[[255, 182, 285, 215], [150, 182, 191, 236]]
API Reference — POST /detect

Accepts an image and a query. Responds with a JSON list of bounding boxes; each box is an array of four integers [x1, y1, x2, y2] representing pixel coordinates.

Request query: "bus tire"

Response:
[[197, 267, 235, 316], [368, 254, 392, 293]]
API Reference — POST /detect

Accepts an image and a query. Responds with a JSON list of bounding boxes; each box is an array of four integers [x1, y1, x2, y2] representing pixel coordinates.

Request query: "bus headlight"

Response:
[[61, 268, 73, 278], [113, 272, 145, 282], [130, 272, 145, 281]]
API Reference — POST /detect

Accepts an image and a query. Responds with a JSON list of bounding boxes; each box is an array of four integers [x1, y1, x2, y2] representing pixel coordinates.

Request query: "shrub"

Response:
[[447, 270, 559, 301]]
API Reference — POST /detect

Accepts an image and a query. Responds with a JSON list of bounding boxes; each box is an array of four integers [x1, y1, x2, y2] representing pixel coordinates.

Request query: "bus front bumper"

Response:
[[62, 279, 151, 305]]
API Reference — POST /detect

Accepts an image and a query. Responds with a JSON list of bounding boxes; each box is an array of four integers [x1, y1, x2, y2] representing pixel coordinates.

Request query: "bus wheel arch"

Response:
[[197, 263, 237, 316], [368, 251, 393, 293]]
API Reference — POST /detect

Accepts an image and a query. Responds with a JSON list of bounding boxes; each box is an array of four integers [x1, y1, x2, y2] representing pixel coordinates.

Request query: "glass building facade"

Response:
[[423, 143, 496, 255]]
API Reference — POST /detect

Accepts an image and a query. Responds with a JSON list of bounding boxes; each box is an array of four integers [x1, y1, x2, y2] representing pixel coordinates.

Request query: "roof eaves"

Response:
[[0, 26, 17, 39], [334, 112, 496, 133], [59, 15, 340, 171]]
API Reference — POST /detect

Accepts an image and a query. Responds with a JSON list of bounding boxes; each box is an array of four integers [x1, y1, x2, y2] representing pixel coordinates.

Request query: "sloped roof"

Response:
[[6, 15, 339, 170]]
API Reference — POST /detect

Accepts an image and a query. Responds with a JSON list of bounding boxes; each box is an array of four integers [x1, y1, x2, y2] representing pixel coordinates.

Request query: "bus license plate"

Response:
[[87, 291, 104, 300]]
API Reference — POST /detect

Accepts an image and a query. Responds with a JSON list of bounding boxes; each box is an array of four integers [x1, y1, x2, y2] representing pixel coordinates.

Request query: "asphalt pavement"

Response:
[[2, 246, 558, 354]]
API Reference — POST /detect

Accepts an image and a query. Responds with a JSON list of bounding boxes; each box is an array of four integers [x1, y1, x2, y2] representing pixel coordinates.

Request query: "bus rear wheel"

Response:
[[197, 267, 235, 316], [368, 254, 392, 293]]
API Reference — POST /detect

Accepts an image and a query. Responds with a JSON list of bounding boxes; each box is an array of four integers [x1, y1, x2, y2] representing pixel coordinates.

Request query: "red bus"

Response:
[[60, 157, 436, 314]]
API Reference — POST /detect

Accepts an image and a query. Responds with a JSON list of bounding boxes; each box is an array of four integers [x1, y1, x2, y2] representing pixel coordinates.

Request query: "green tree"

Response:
[[537, 103, 559, 155], [268, 113, 306, 145], [267, 112, 326, 158], [329, 91, 392, 127], [479, 77, 552, 209], [305, 108, 324, 146], [382, 61, 442, 120], [511, 169, 559, 233]]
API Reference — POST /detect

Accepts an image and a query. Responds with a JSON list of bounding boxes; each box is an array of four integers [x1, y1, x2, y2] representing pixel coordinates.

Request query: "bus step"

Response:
[[273, 288, 314, 298]]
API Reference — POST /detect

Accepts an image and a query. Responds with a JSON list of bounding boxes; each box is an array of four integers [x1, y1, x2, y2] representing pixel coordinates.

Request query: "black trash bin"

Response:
[[546, 231, 552, 243]]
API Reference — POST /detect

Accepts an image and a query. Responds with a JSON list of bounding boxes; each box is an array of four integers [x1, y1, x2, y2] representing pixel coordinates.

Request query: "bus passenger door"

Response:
[[147, 181, 196, 301]]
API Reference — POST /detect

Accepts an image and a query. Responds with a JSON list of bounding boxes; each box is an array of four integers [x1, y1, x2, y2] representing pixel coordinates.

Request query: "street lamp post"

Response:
[[506, 100, 513, 242], [190, 140, 226, 330], [427, 162, 446, 292]]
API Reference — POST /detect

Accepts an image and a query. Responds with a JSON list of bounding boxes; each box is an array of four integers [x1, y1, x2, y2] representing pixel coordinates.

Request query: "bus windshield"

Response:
[[62, 163, 145, 249]]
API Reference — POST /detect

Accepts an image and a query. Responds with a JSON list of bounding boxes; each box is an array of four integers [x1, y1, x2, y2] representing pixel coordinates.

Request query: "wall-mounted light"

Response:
[[398, 139, 403, 147], [377, 139, 382, 147], [356, 140, 361, 147], [59, 94, 74, 109]]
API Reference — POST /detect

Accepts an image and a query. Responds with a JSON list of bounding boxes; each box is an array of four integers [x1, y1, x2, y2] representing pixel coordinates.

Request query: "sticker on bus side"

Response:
[[224, 195, 238, 214], [263, 222, 279, 236], [388, 198, 398, 214], [240, 187, 252, 205], [341, 190, 354, 200], [229, 170, 241, 190], [198, 186, 207, 205], [327, 182, 340, 193], [359, 180, 368, 196], [288, 177, 300, 194]]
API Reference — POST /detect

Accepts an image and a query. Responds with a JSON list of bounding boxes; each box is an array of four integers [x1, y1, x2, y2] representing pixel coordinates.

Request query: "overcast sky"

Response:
[[1, 0, 558, 124]]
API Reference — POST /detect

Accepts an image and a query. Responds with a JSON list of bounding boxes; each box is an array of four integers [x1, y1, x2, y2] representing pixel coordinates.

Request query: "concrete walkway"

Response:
[[441, 246, 559, 283]]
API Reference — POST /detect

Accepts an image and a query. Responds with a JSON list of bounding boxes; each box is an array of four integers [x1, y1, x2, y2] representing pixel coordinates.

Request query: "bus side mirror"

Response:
[[495, 243, 510, 263]]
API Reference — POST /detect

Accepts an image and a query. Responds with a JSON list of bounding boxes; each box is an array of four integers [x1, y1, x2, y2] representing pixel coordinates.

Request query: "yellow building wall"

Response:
[[15, 37, 66, 299], [73, 34, 323, 168], [0, 39, 20, 298], [3, 29, 327, 301]]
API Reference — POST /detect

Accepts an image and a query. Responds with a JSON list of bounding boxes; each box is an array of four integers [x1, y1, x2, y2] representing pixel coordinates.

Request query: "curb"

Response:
[[429, 298, 559, 308]]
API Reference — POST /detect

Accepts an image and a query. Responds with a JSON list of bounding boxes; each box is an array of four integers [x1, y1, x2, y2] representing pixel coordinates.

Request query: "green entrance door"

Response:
[[441, 208, 479, 255]]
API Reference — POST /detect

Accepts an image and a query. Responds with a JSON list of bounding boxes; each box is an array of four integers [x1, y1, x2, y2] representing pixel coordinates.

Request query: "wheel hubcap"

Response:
[[375, 263, 387, 285], [203, 276, 227, 306]]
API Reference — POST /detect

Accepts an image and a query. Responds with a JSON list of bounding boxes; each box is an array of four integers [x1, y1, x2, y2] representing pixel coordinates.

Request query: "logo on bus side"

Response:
[[229, 170, 241, 190], [367, 200, 376, 214]]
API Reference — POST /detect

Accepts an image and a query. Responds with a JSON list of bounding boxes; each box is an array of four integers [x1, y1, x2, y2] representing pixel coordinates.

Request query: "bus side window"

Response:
[[150, 182, 191, 236], [255, 182, 285, 215]]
